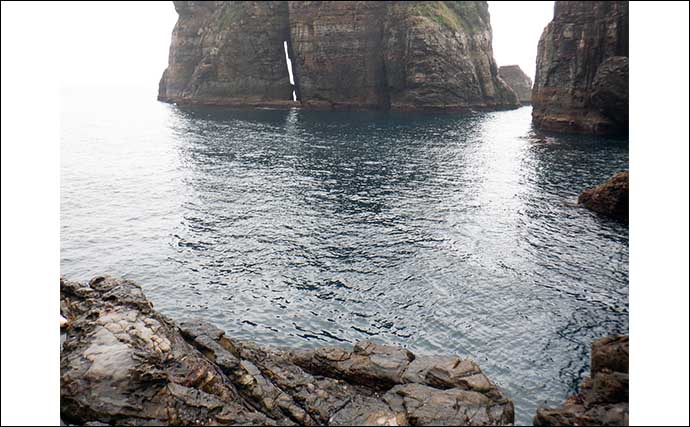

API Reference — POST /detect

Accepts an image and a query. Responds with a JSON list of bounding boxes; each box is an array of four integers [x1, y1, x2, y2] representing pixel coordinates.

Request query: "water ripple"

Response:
[[61, 88, 628, 425]]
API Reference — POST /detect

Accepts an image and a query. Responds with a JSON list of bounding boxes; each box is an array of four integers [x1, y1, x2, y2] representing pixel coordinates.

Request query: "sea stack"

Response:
[[158, 1, 520, 111], [498, 65, 533, 105], [532, 1, 629, 135]]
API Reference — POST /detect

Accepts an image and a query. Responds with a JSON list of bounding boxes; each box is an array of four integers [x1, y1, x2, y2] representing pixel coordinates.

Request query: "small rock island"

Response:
[[158, 1, 520, 111]]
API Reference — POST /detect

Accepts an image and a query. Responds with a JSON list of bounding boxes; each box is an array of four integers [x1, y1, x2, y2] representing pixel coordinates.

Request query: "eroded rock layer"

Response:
[[532, 1, 629, 135], [61, 276, 515, 426], [158, 1, 519, 111], [534, 336, 629, 426], [498, 65, 532, 104]]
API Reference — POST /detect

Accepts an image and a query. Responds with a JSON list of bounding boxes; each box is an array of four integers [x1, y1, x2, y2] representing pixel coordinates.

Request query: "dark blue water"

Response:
[[61, 87, 628, 425]]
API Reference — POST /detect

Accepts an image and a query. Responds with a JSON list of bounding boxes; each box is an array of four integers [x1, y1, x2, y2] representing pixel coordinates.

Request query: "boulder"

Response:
[[578, 171, 629, 222]]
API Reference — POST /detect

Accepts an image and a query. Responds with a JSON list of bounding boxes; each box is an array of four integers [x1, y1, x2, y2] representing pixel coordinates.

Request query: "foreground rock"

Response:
[[159, 1, 519, 111], [498, 65, 533, 105], [61, 276, 514, 426], [534, 336, 629, 426], [578, 171, 629, 222], [532, 1, 628, 135]]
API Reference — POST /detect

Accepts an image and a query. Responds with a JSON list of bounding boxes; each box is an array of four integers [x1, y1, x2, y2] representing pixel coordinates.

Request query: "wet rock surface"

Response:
[[498, 65, 533, 105], [61, 276, 514, 426], [532, 1, 628, 135], [533, 336, 629, 426], [159, 1, 519, 111], [578, 171, 629, 222]]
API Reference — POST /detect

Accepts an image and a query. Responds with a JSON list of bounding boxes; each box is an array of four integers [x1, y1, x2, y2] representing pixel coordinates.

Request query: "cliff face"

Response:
[[158, 1, 294, 107], [532, 1, 629, 135], [498, 65, 532, 104], [382, 1, 518, 110], [158, 1, 519, 111]]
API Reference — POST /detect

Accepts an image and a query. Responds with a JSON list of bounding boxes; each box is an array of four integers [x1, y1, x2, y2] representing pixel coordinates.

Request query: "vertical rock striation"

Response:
[[383, 1, 518, 111], [158, 1, 294, 107], [498, 65, 533, 105], [532, 1, 629, 135], [158, 1, 520, 111]]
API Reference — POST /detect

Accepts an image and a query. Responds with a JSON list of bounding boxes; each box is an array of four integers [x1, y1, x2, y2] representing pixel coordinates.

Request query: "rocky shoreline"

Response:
[[60, 276, 629, 426], [61, 276, 515, 426], [534, 336, 629, 426]]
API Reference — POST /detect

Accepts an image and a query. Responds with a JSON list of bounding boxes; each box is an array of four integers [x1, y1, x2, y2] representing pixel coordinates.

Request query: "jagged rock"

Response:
[[533, 336, 629, 426], [498, 65, 532, 104], [158, 1, 519, 111], [591, 56, 629, 127], [532, 1, 628, 135], [61, 276, 515, 426], [578, 171, 629, 222]]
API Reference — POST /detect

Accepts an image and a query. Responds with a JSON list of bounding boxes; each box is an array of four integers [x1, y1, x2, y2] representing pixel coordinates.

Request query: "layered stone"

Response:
[[532, 1, 629, 135], [61, 276, 515, 426], [158, 1, 520, 111], [498, 65, 532, 104]]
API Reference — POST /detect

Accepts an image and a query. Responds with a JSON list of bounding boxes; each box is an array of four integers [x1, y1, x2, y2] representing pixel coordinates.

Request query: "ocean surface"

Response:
[[61, 86, 628, 425]]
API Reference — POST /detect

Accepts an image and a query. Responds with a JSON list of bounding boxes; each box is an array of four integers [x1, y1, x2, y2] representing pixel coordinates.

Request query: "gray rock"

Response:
[[532, 1, 628, 135], [591, 56, 629, 127], [159, 1, 519, 111], [498, 65, 532, 104]]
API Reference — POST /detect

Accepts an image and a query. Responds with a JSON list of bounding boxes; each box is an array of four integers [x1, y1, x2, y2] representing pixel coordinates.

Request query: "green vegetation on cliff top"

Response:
[[410, 1, 489, 33]]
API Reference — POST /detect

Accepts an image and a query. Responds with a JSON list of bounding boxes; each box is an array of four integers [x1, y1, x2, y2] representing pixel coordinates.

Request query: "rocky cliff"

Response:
[[532, 1, 629, 135], [158, 1, 519, 111], [158, 1, 294, 107], [61, 276, 515, 426], [498, 65, 532, 104]]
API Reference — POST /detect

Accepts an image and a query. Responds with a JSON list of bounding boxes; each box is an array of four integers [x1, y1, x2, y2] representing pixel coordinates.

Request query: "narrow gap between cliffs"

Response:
[[283, 41, 298, 101]]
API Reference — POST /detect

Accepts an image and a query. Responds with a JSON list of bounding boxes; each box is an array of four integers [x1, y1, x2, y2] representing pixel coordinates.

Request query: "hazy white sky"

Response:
[[489, 1, 555, 80], [54, 1, 554, 89]]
